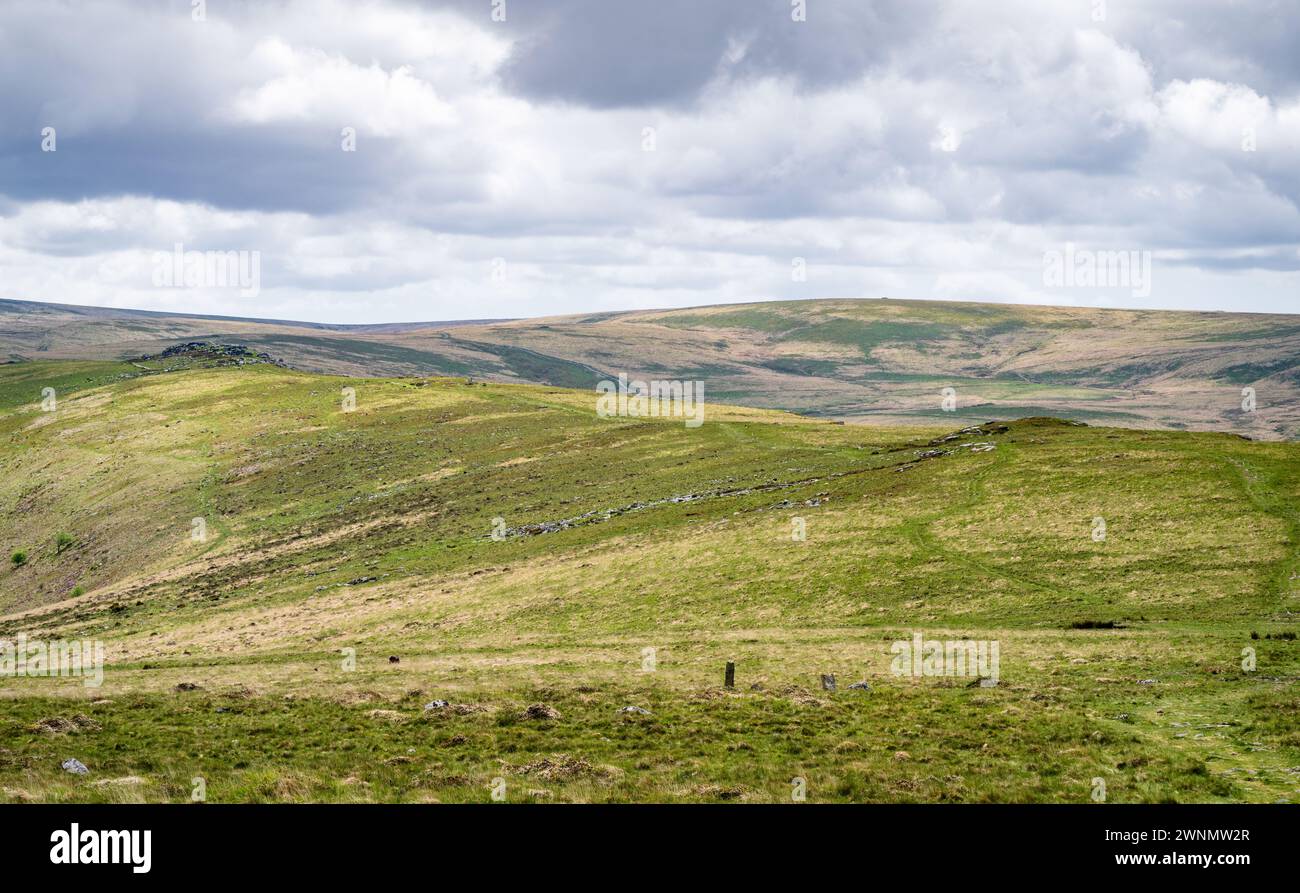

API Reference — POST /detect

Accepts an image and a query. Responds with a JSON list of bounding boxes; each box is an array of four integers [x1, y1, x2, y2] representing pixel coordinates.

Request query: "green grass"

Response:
[[0, 359, 143, 410], [446, 336, 608, 388], [1214, 359, 1300, 385], [775, 319, 948, 356], [0, 360, 1297, 803], [654, 308, 803, 334]]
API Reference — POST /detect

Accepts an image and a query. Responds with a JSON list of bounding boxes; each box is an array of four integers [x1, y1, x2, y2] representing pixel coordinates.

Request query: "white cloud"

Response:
[[0, 0, 1296, 320], [226, 41, 457, 135], [1158, 78, 1300, 152]]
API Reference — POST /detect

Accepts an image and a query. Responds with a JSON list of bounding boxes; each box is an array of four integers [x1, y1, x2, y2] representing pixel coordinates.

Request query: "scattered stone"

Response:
[[894, 751, 911, 761], [820, 674, 837, 692], [847, 681, 872, 691], [1138, 679, 1158, 685], [522, 703, 560, 720], [422, 700, 488, 716], [61, 758, 89, 775], [495, 478, 842, 539], [174, 682, 202, 692], [137, 341, 285, 367], [619, 705, 651, 715]]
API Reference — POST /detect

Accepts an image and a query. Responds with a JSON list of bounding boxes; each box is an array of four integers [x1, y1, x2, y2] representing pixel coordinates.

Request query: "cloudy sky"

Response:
[[1, 0, 1297, 323]]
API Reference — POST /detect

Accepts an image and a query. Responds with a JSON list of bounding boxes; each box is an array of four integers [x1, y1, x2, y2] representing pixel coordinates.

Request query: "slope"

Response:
[[4, 297, 1298, 438], [0, 360, 1296, 802]]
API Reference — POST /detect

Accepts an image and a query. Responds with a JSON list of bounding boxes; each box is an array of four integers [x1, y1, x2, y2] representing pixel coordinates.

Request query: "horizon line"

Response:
[[4, 294, 1298, 330]]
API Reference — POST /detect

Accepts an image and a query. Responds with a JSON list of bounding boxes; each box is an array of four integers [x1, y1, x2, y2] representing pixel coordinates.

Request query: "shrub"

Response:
[[11, 550, 27, 567], [55, 531, 75, 553]]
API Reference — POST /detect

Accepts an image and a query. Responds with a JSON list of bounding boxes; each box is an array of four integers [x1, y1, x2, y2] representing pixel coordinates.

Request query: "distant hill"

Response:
[[3, 296, 1297, 438]]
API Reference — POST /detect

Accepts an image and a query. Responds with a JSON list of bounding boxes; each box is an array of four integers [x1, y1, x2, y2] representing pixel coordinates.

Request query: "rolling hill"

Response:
[[0, 356, 1296, 802], [4, 297, 1298, 439]]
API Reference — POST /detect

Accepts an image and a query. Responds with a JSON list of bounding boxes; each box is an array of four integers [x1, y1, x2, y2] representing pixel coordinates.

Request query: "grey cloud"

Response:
[[0, 0, 1297, 317], [1113, 0, 1300, 97], [0, 129, 421, 214], [1164, 248, 1300, 272], [494, 0, 939, 108], [498, 0, 743, 107]]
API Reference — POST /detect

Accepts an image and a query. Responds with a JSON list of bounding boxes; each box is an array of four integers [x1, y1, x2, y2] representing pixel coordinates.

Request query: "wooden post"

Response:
[[724, 661, 735, 688]]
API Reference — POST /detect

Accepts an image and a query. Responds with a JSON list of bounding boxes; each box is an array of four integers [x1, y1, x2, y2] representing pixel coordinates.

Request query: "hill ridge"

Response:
[[2, 296, 1297, 439]]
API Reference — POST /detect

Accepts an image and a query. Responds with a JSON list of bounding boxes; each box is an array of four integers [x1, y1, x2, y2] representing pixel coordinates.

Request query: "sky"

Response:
[[1, 0, 1298, 323]]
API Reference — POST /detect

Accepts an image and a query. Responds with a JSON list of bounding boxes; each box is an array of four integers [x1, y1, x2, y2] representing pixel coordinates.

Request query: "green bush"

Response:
[[11, 550, 27, 567], [55, 531, 75, 553]]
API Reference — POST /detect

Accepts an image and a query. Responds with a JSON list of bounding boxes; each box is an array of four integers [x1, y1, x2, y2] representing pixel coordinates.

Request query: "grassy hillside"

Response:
[[5, 297, 1298, 438], [0, 359, 1297, 803], [446, 299, 1300, 439]]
